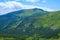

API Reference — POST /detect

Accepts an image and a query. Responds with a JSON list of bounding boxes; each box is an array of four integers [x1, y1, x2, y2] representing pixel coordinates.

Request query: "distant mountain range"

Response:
[[0, 8, 60, 40]]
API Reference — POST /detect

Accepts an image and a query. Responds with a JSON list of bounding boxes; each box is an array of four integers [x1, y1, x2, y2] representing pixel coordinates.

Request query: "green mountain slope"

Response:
[[0, 8, 47, 29], [37, 11, 60, 28], [0, 8, 60, 40]]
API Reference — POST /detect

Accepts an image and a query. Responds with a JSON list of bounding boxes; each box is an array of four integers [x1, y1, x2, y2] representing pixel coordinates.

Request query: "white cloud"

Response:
[[0, 1, 54, 15], [13, 0, 46, 3], [40, 7, 54, 11], [25, 0, 40, 2], [22, 5, 54, 11], [0, 1, 23, 15]]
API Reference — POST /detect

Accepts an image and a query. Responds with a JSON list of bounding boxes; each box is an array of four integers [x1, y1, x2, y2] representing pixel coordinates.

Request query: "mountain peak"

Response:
[[32, 8, 44, 11]]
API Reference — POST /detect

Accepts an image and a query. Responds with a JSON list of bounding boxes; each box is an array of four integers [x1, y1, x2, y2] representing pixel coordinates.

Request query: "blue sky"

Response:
[[0, 0, 60, 15], [0, 0, 60, 10]]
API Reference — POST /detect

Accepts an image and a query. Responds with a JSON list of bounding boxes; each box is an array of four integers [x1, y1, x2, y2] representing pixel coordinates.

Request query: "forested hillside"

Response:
[[0, 8, 60, 40]]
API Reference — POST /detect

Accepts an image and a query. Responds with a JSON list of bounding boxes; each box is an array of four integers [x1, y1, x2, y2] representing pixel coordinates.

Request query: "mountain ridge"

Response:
[[0, 8, 60, 40], [0, 8, 47, 15]]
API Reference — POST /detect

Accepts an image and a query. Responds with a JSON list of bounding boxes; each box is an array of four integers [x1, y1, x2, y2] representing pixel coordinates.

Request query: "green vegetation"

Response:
[[0, 8, 60, 40]]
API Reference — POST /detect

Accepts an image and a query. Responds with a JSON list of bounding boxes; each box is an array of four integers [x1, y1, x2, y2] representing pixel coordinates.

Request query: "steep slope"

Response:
[[0, 8, 47, 30], [0, 8, 60, 40]]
